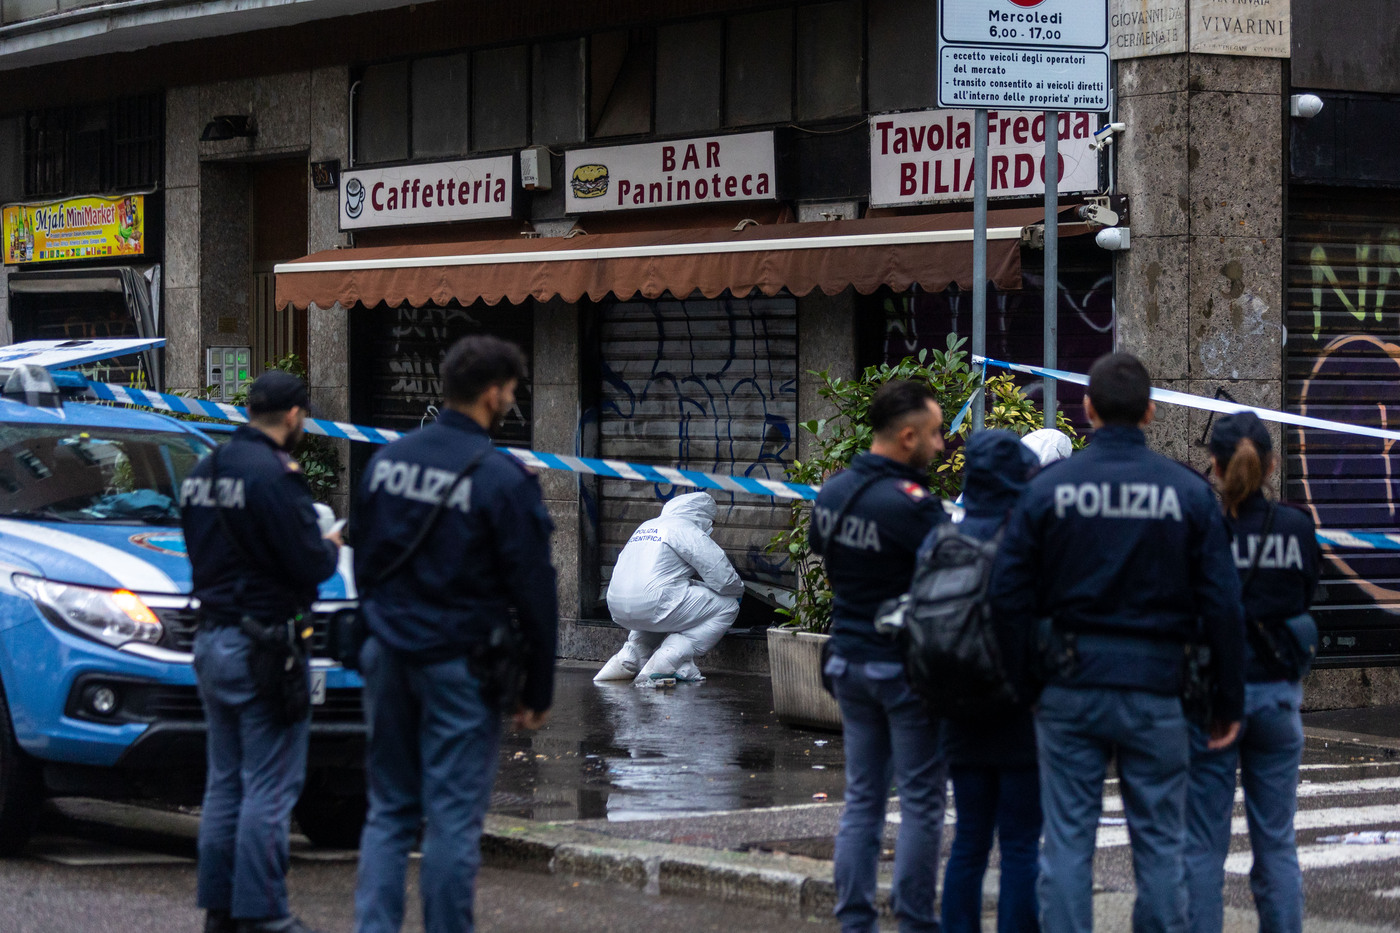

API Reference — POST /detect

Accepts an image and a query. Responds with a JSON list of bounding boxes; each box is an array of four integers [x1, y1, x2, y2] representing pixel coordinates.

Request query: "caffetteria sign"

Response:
[[564, 132, 776, 213], [3, 194, 145, 265], [339, 156, 515, 230]]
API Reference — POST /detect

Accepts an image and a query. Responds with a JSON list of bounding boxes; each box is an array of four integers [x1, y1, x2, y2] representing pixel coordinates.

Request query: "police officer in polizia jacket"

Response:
[[812, 379, 948, 933], [992, 353, 1246, 933], [181, 371, 343, 933], [352, 335, 558, 933], [1183, 412, 1320, 933]]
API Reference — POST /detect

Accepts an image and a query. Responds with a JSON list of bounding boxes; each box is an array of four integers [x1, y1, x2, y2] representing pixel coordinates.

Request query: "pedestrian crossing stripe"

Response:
[[1096, 804, 1400, 850], [1227, 841, 1400, 875]]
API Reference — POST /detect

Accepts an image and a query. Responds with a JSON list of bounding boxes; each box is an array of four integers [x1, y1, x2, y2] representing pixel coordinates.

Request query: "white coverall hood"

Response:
[[1021, 428, 1073, 466], [659, 491, 717, 535]]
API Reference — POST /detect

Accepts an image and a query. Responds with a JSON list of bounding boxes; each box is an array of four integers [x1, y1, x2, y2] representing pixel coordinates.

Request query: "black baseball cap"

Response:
[[246, 370, 311, 415], [1209, 410, 1272, 461]]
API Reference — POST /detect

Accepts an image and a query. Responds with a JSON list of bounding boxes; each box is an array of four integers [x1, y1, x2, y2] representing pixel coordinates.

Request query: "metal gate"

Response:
[[598, 295, 797, 592], [352, 302, 533, 447], [1286, 186, 1400, 659]]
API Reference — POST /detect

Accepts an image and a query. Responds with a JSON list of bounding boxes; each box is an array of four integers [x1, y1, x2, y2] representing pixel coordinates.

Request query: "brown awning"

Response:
[[274, 208, 1052, 311]]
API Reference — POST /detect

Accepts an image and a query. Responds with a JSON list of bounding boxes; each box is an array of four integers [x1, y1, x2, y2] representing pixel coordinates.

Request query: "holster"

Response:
[[467, 622, 527, 711], [239, 614, 312, 725], [327, 608, 367, 672]]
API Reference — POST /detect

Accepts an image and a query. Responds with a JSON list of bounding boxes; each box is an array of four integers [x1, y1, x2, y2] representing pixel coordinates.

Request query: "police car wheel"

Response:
[[0, 681, 43, 857], [293, 785, 367, 849]]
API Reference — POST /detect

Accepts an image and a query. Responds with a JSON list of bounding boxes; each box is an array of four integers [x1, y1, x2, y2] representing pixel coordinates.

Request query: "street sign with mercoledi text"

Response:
[[938, 0, 1111, 112]]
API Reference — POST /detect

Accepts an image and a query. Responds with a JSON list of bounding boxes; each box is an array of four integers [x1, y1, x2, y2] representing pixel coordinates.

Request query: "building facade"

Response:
[[1, 0, 1396, 703]]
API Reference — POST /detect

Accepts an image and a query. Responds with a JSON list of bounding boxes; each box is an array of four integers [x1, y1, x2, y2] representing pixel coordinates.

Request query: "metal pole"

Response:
[[971, 109, 988, 431], [1043, 112, 1059, 429]]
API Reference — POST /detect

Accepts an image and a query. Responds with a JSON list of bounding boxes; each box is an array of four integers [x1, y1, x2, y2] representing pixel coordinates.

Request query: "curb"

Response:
[[1303, 726, 1400, 758], [481, 815, 871, 919]]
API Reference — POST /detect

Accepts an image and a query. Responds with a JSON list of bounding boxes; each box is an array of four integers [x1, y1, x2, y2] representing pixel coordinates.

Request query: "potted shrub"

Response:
[[766, 335, 1076, 729]]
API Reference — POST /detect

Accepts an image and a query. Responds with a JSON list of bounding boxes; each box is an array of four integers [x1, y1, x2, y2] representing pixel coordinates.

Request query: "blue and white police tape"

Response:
[[973, 355, 1400, 444], [506, 448, 817, 500], [83, 380, 819, 501], [85, 381, 408, 445], [81, 377, 1400, 545], [1315, 530, 1400, 551]]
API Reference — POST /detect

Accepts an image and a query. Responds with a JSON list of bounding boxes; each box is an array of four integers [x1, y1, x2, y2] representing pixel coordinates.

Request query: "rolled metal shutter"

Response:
[[598, 295, 797, 594], [1286, 186, 1400, 658], [356, 302, 533, 447]]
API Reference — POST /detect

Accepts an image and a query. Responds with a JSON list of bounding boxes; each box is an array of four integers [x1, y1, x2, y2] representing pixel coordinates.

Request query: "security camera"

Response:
[[1079, 203, 1120, 228], [1089, 122, 1126, 152], [1095, 227, 1131, 251], [1290, 94, 1324, 119]]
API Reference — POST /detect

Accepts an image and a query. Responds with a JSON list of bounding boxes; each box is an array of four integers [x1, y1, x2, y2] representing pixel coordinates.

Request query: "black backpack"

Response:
[[876, 522, 1018, 716]]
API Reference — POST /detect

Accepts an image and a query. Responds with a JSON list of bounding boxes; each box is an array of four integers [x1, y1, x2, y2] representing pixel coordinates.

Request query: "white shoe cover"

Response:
[[634, 647, 704, 685], [594, 653, 638, 682]]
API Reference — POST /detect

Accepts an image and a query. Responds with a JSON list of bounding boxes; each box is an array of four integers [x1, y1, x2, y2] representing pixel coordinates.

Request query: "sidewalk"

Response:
[[480, 666, 1400, 930], [1302, 703, 1400, 758]]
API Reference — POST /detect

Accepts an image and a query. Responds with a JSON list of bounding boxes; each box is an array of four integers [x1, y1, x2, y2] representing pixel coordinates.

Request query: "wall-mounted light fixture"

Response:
[[1289, 94, 1325, 119], [200, 115, 256, 141]]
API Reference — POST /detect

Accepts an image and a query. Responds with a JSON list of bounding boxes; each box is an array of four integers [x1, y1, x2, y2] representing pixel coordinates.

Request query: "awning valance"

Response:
[[274, 208, 1053, 311]]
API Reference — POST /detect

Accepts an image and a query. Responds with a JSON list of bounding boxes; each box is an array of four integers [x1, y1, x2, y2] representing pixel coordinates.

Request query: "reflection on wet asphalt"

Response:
[[493, 668, 847, 822]]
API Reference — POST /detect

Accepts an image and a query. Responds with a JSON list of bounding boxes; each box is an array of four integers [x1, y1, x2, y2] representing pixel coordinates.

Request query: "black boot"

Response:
[[204, 911, 237, 933]]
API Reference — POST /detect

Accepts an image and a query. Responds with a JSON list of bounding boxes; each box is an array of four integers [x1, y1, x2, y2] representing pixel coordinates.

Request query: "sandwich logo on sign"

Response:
[[571, 164, 609, 199]]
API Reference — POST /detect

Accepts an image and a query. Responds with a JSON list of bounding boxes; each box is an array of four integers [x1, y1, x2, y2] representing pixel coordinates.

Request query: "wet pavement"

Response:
[[492, 665, 847, 824], [1304, 704, 1400, 749]]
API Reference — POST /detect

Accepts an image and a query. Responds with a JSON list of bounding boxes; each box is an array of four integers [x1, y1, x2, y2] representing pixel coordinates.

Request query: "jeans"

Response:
[[942, 766, 1042, 933], [194, 625, 309, 922], [827, 654, 947, 933], [1036, 685, 1191, 933], [1184, 680, 1304, 933], [354, 636, 503, 933]]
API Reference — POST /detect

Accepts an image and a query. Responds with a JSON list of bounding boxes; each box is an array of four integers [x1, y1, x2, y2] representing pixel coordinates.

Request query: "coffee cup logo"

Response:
[[344, 177, 365, 219]]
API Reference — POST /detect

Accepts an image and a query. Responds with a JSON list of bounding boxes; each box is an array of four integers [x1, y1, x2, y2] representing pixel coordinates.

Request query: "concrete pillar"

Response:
[[1115, 55, 1285, 474], [164, 86, 203, 393], [797, 288, 857, 463], [531, 299, 589, 659], [306, 66, 352, 515], [0, 266, 11, 345]]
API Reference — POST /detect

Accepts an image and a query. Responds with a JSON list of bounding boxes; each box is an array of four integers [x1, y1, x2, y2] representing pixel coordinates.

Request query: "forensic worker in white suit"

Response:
[[596, 492, 744, 684]]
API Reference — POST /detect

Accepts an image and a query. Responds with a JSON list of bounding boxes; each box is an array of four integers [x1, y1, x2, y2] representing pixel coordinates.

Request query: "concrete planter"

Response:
[[767, 627, 842, 731]]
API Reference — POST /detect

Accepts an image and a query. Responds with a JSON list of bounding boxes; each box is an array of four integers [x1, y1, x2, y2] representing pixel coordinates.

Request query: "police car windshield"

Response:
[[0, 423, 211, 525]]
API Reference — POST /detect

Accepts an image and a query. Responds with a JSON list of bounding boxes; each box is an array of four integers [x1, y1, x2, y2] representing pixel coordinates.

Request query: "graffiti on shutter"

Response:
[[359, 302, 533, 447], [598, 295, 797, 591], [1287, 187, 1400, 656]]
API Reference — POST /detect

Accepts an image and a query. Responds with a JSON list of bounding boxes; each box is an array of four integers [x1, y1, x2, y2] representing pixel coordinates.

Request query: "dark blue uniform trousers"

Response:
[[827, 655, 947, 933], [355, 636, 502, 933], [194, 625, 309, 921], [1036, 685, 1191, 933], [1184, 680, 1305, 933]]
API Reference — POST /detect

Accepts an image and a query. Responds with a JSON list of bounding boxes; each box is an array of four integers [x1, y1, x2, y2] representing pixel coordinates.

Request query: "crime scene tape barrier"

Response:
[[974, 356, 1400, 444], [83, 378, 1398, 547], [83, 381, 819, 501]]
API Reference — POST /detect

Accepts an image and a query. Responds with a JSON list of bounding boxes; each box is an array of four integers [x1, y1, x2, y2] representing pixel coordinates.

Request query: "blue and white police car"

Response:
[[0, 344, 363, 854]]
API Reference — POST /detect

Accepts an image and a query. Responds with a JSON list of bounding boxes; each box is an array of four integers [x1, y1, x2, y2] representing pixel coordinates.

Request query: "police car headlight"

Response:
[[12, 574, 164, 648]]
